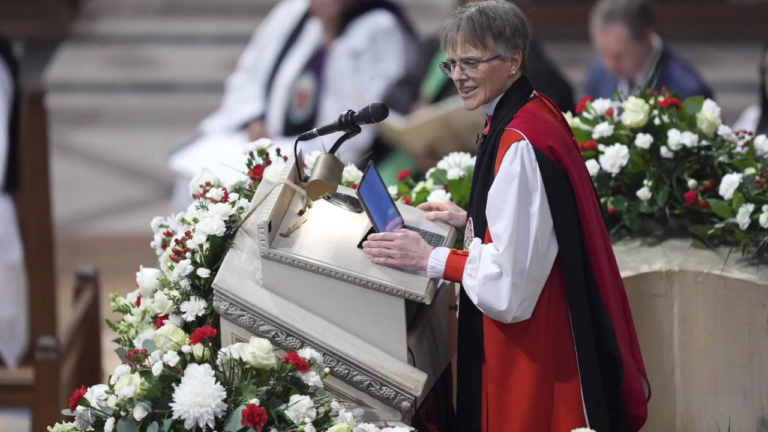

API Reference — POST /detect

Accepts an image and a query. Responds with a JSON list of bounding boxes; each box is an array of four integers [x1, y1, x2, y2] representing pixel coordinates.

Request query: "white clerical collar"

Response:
[[483, 95, 502, 116], [619, 33, 664, 97]]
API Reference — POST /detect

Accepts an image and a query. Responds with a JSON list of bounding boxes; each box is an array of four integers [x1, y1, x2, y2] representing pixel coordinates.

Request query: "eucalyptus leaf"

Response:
[[142, 339, 158, 353], [116, 418, 139, 432], [61, 409, 75, 417], [682, 95, 704, 115], [163, 419, 173, 432], [147, 422, 159, 432], [224, 404, 247, 432]]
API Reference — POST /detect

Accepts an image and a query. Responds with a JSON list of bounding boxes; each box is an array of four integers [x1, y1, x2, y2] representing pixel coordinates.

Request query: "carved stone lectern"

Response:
[[212, 159, 458, 423]]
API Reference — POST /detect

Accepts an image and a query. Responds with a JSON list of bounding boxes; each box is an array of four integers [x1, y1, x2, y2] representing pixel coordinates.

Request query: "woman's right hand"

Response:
[[417, 201, 467, 230]]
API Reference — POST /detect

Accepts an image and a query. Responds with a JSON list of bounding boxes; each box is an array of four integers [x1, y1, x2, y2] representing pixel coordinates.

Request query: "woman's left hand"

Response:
[[362, 229, 434, 271]]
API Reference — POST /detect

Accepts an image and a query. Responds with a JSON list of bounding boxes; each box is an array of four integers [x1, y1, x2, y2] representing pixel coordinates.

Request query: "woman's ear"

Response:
[[509, 51, 523, 75]]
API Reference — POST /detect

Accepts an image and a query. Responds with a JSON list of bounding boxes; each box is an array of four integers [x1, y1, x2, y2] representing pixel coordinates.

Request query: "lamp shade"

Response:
[[306, 153, 344, 201]]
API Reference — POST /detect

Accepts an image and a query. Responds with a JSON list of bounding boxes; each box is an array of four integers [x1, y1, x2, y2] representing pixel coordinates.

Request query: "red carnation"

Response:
[[242, 404, 268, 430], [658, 97, 682, 110], [397, 169, 411, 181], [351, 183, 358, 190], [575, 95, 592, 114], [68, 385, 87, 412], [584, 140, 597, 151], [281, 350, 310, 373], [605, 108, 615, 117], [608, 207, 617, 215], [698, 201, 709, 208], [189, 326, 218, 345], [155, 315, 167, 329], [135, 294, 142, 308], [402, 195, 412, 206], [249, 164, 265, 180], [684, 189, 698, 206]]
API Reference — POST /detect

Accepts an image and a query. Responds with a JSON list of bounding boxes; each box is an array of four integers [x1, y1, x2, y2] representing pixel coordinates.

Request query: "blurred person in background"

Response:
[[170, 0, 416, 210], [383, 0, 575, 173], [585, 0, 712, 100], [0, 35, 28, 370], [734, 44, 768, 135]]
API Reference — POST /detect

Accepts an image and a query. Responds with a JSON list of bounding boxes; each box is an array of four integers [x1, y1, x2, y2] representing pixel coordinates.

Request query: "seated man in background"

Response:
[[0, 35, 28, 370], [585, 0, 713, 100], [734, 43, 767, 135], [170, 0, 416, 210], [384, 0, 575, 173]]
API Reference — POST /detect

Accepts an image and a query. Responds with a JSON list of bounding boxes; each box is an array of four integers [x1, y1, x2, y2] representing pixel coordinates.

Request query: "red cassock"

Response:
[[443, 91, 650, 432]]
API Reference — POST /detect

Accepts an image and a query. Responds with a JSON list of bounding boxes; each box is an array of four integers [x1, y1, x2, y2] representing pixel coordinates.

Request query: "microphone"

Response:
[[298, 103, 390, 141]]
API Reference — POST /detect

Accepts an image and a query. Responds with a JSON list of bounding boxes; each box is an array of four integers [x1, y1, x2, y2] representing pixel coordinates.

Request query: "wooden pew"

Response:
[[0, 83, 102, 431]]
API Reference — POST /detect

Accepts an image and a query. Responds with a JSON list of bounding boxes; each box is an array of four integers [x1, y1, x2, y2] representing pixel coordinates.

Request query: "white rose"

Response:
[[679, 131, 699, 148], [243, 138, 274, 154], [237, 337, 277, 369], [718, 173, 743, 200], [110, 364, 131, 385], [585, 159, 600, 177], [590, 98, 613, 116], [687, 179, 698, 189], [634, 133, 654, 149], [263, 158, 287, 183], [635, 186, 653, 201], [114, 372, 147, 399], [667, 129, 683, 151], [427, 189, 451, 202], [342, 164, 364, 185], [107, 396, 117, 409], [328, 425, 353, 432], [196, 268, 211, 279], [172, 259, 194, 281], [153, 323, 188, 352], [592, 122, 615, 140], [598, 144, 630, 176], [104, 417, 116, 432], [754, 135, 768, 158], [189, 168, 220, 197], [717, 125, 737, 143], [696, 99, 722, 137], [620, 97, 650, 128], [208, 202, 235, 220], [744, 167, 757, 176], [133, 403, 150, 421], [195, 217, 226, 238], [660, 146, 674, 159], [284, 395, 317, 424], [163, 351, 180, 367], [192, 343, 210, 361], [153, 291, 174, 316], [760, 212, 768, 229], [736, 203, 755, 231]]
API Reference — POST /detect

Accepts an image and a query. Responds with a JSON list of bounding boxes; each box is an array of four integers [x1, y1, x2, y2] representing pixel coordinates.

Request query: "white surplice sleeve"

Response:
[[430, 139, 559, 324]]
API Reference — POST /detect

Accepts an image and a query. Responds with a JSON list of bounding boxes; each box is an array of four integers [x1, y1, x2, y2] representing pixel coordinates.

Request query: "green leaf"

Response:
[[61, 409, 75, 417], [396, 183, 410, 197], [163, 419, 173, 432], [147, 422, 159, 432], [707, 199, 735, 219], [571, 127, 592, 144], [428, 168, 448, 184], [682, 96, 705, 115], [732, 191, 745, 211], [627, 152, 646, 174], [691, 238, 708, 249], [224, 404, 247, 432], [142, 339, 157, 353], [611, 195, 628, 211], [655, 186, 669, 208], [116, 418, 139, 432]]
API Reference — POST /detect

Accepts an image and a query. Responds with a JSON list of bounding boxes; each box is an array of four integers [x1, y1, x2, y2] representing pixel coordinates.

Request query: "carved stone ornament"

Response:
[[213, 293, 416, 413]]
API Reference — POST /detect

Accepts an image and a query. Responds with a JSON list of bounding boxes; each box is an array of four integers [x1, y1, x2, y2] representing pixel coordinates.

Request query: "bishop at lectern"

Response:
[[363, 2, 650, 432]]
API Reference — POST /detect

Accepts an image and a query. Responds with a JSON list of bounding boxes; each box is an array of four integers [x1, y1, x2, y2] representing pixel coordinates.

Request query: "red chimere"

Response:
[[575, 95, 592, 114], [68, 385, 87, 412], [189, 326, 218, 345], [397, 169, 411, 181], [281, 350, 310, 373], [241, 404, 268, 430], [249, 164, 265, 180]]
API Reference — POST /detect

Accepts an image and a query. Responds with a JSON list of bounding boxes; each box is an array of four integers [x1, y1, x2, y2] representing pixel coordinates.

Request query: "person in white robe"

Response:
[[169, 0, 417, 211], [0, 38, 28, 370], [734, 43, 767, 135]]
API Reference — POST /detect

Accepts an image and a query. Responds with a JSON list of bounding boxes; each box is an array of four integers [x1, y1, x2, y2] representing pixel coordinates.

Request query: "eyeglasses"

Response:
[[438, 54, 501, 77]]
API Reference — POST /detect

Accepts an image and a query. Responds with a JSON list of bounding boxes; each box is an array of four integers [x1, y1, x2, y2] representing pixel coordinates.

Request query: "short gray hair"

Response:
[[590, 0, 655, 41], [440, 0, 530, 73]]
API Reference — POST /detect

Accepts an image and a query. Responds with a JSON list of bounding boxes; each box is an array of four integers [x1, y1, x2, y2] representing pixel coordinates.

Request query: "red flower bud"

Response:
[[707, 180, 715, 188], [402, 195, 412, 206], [698, 201, 709, 208], [608, 207, 617, 215], [205, 181, 211, 186], [584, 140, 597, 151], [141, 349, 148, 355], [605, 108, 615, 117], [351, 183, 358, 190]]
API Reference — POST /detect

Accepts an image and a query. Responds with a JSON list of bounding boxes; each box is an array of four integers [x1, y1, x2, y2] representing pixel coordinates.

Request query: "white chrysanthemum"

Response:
[[598, 144, 630, 176], [585, 159, 600, 177], [243, 138, 274, 155], [437, 152, 475, 172], [163, 351, 180, 367], [208, 202, 235, 220], [736, 203, 755, 231], [297, 347, 325, 368], [696, 99, 722, 138], [634, 133, 653, 150], [719, 173, 743, 200], [636, 186, 652, 201], [590, 98, 612, 116], [342, 164, 364, 185], [298, 370, 324, 388], [207, 187, 225, 201], [170, 363, 228, 430], [180, 296, 207, 322], [680, 131, 699, 148], [754, 135, 768, 158], [660, 146, 674, 159], [172, 259, 194, 282], [284, 395, 317, 424], [427, 189, 451, 202], [195, 216, 226, 238], [592, 122, 615, 140], [196, 268, 211, 279], [303, 150, 324, 172], [717, 125, 738, 143], [446, 167, 464, 180]]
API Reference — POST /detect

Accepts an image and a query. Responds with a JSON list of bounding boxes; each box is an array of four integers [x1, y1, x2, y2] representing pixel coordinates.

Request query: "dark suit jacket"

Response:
[[584, 47, 713, 101]]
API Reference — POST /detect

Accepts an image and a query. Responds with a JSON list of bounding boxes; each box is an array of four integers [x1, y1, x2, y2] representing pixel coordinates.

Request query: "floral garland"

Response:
[[50, 139, 407, 432]]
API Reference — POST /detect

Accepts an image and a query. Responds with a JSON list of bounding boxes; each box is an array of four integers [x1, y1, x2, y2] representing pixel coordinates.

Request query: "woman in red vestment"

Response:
[[362, 1, 650, 431]]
